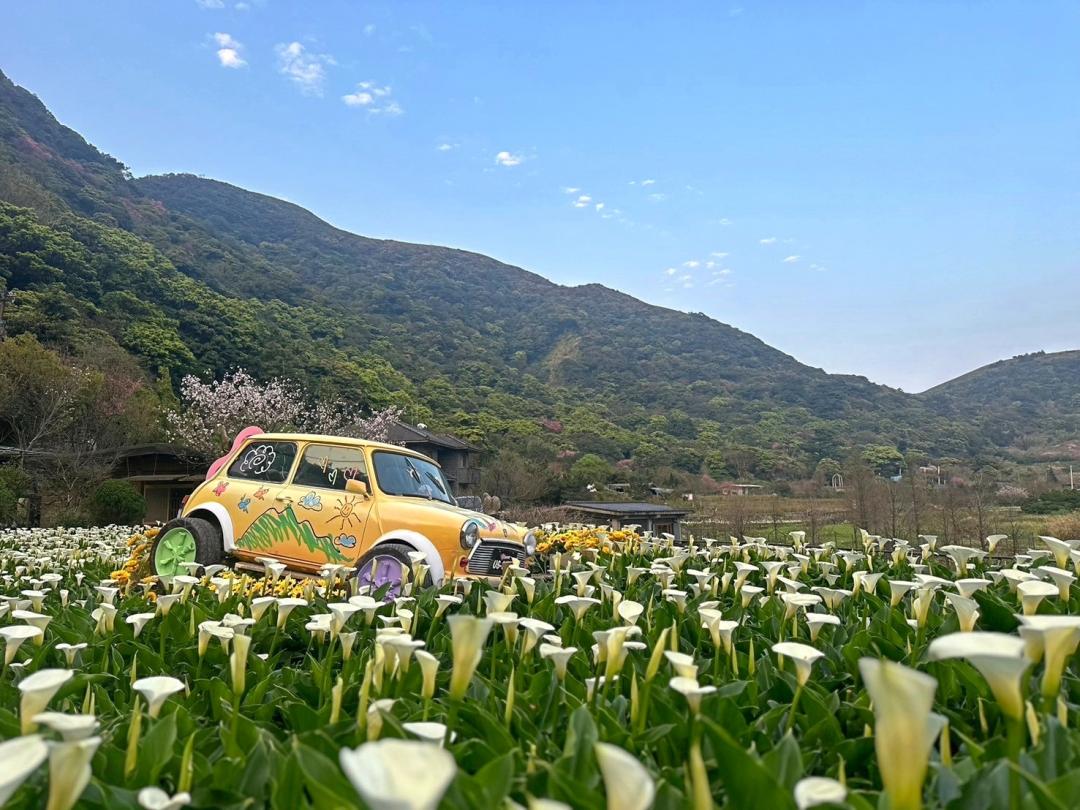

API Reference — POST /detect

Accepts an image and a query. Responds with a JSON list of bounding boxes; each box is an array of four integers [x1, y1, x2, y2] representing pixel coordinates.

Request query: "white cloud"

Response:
[[561, 186, 580, 194], [782, 255, 800, 263], [342, 81, 403, 115], [759, 237, 777, 245], [683, 260, 700, 268], [714, 267, 733, 276], [641, 178, 656, 186], [495, 150, 523, 167], [363, 23, 377, 36], [436, 143, 457, 152], [665, 267, 678, 276], [710, 251, 729, 259], [196, 0, 225, 8], [716, 218, 733, 226], [275, 41, 335, 95], [213, 33, 247, 68], [648, 192, 667, 202], [571, 195, 592, 208], [235, 2, 250, 10], [595, 202, 605, 211]]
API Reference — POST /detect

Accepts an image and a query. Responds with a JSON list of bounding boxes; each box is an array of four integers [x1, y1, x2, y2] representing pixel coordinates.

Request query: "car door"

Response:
[[279, 442, 376, 568], [219, 439, 301, 554]]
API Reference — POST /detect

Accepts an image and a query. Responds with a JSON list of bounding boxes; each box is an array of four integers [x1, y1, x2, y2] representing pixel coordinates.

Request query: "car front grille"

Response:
[[466, 541, 525, 575]]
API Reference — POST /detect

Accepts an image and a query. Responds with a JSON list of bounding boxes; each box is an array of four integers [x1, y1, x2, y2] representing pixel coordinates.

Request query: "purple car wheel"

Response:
[[356, 553, 405, 600]]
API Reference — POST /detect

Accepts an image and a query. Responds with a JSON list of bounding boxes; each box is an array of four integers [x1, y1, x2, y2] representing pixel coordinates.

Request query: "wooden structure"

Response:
[[384, 421, 482, 495], [564, 501, 690, 542]]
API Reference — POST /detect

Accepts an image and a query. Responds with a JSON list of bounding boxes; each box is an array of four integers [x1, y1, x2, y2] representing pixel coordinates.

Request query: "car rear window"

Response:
[[293, 444, 369, 491], [226, 441, 297, 483]]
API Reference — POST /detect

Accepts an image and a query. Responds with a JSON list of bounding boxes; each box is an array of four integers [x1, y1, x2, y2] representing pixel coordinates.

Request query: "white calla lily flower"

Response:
[[1017, 579, 1058, 615], [927, 632, 1030, 720], [33, 712, 98, 741], [0, 734, 48, 805], [1, 624, 43, 664], [772, 642, 824, 686], [137, 786, 192, 810], [340, 738, 456, 810], [1016, 615, 1080, 700], [19, 668, 74, 733], [1039, 536, 1075, 570], [447, 615, 493, 700], [403, 721, 454, 746], [539, 644, 577, 680], [794, 776, 847, 809], [46, 735, 101, 810], [594, 742, 655, 810], [132, 676, 186, 719], [669, 676, 717, 714], [126, 612, 156, 638], [859, 658, 938, 810]]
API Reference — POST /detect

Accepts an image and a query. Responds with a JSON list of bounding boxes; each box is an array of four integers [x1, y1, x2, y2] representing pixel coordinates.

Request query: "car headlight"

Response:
[[523, 530, 537, 556], [460, 520, 481, 550]]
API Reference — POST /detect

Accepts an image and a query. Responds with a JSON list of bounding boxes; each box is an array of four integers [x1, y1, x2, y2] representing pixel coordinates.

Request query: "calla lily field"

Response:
[[2, 524, 1080, 809]]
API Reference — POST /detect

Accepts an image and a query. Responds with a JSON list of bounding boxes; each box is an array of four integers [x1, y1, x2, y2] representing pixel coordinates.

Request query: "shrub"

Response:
[[1045, 511, 1080, 541], [1021, 489, 1080, 515], [89, 480, 147, 526], [0, 482, 15, 525]]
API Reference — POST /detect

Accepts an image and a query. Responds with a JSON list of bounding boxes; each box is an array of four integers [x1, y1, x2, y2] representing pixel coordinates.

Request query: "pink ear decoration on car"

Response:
[[205, 426, 265, 480]]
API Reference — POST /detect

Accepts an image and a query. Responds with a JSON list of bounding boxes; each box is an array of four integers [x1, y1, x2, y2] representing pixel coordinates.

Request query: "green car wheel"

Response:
[[150, 516, 224, 577]]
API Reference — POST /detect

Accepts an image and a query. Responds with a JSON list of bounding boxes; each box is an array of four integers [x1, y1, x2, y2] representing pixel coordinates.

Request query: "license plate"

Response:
[[489, 553, 515, 575]]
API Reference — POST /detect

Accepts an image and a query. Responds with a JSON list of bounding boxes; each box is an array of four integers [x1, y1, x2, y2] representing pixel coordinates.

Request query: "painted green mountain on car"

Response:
[[236, 506, 347, 563]]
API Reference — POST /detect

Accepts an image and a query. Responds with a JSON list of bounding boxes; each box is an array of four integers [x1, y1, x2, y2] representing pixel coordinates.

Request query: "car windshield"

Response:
[[372, 451, 455, 505]]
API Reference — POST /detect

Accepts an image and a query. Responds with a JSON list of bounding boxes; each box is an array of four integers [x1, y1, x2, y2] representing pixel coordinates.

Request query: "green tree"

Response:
[[567, 453, 613, 492], [89, 480, 147, 525]]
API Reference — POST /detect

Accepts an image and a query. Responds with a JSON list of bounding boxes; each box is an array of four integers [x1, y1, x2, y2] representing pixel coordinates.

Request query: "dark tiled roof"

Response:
[[386, 420, 479, 451], [564, 501, 690, 517]]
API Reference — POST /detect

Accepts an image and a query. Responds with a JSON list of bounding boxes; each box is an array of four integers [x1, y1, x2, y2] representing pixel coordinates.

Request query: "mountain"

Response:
[[0, 68, 1076, 480], [921, 351, 1080, 458]]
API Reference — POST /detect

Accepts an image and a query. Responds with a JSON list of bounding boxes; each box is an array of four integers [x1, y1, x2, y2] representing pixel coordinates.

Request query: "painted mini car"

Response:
[[149, 429, 535, 592]]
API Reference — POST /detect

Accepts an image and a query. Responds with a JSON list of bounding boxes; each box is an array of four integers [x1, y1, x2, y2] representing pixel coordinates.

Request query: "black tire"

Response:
[[354, 541, 432, 595], [150, 516, 224, 577]]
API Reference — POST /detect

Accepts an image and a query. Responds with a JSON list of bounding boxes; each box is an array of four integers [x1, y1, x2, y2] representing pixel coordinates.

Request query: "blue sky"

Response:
[[3, 1, 1079, 392]]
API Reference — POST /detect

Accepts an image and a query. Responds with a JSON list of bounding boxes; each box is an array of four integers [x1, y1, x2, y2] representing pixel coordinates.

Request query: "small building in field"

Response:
[[114, 444, 208, 524], [385, 421, 482, 496], [717, 482, 765, 496], [564, 501, 690, 542]]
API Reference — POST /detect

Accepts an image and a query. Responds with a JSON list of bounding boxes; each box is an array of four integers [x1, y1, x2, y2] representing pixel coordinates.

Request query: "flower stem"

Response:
[[785, 683, 803, 734], [1006, 716, 1023, 810]]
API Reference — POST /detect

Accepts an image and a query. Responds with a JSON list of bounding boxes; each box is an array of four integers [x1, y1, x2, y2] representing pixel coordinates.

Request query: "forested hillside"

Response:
[[1, 68, 1076, 486]]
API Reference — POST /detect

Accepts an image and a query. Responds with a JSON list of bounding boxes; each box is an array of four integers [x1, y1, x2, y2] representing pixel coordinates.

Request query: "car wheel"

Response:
[[355, 542, 429, 599], [150, 516, 224, 577]]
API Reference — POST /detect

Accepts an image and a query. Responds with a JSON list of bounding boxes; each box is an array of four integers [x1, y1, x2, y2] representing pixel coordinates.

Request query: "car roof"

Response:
[[250, 433, 438, 465]]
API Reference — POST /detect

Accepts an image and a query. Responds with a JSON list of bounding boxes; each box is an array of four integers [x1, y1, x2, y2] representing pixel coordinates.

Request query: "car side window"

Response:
[[226, 441, 298, 484], [293, 444, 369, 492]]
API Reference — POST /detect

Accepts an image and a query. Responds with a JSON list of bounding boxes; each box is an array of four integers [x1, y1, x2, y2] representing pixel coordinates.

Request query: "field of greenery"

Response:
[[3, 525, 1080, 809]]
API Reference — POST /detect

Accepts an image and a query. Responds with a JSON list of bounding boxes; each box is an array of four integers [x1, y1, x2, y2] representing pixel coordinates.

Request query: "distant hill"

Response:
[[921, 351, 1080, 455], [0, 68, 1076, 478]]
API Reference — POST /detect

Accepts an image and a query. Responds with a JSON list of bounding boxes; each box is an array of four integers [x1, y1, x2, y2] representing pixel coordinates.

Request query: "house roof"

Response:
[[564, 501, 690, 518], [386, 420, 479, 451]]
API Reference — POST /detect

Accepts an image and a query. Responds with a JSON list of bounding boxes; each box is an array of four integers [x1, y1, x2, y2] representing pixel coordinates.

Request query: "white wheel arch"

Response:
[[187, 503, 236, 551], [369, 530, 446, 584]]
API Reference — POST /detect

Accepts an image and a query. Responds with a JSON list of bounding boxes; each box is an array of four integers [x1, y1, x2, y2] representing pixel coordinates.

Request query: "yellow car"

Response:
[[149, 431, 534, 592]]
